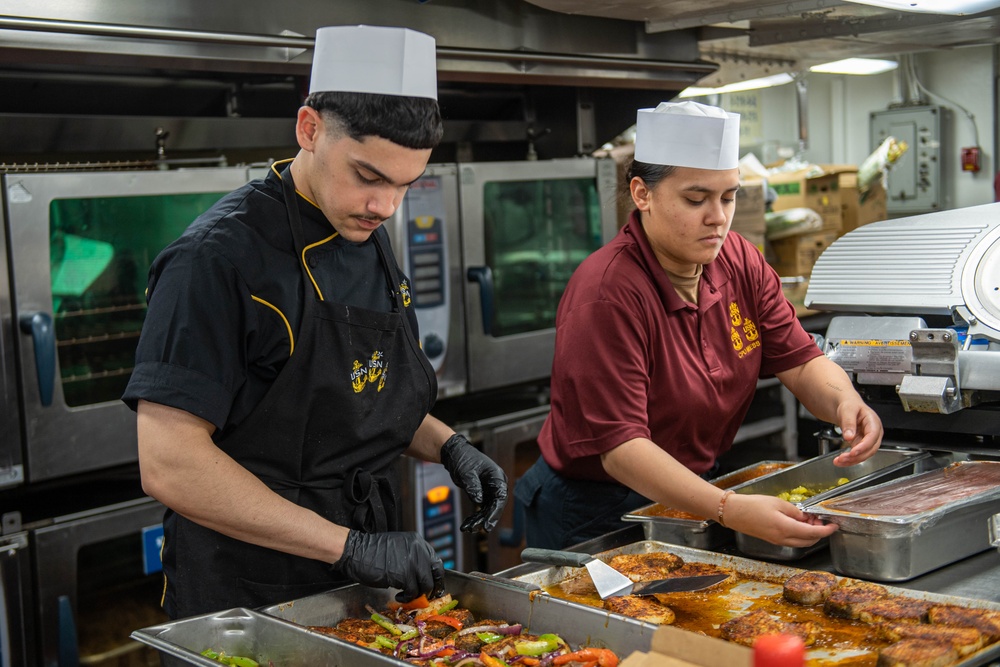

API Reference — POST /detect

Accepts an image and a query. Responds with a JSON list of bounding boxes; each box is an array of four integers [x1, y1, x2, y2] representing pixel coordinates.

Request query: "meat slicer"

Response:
[[804, 202, 1000, 441]]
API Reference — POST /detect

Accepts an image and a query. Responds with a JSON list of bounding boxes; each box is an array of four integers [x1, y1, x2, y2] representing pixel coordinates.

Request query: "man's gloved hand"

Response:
[[440, 434, 508, 533], [333, 530, 445, 602]]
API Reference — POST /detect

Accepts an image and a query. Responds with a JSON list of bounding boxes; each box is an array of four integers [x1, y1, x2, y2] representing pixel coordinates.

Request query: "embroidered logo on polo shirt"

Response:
[[351, 350, 389, 393], [728, 301, 761, 359], [399, 280, 411, 307]]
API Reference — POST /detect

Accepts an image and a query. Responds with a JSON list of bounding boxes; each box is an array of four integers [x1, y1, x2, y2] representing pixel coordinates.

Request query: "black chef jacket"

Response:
[[123, 161, 422, 436]]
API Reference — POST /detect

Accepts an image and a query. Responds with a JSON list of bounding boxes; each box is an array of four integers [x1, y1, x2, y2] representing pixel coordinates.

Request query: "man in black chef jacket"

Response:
[[123, 25, 507, 619]]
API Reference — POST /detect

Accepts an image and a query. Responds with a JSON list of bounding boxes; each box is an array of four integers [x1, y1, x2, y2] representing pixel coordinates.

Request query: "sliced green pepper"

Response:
[[398, 629, 419, 641], [370, 611, 403, 636], [199, 649, 259, 667], [515, 633, 563, 656], [436, 599, 459, 613], [477, 631, 505, 644], [371, 635, 399, 650]]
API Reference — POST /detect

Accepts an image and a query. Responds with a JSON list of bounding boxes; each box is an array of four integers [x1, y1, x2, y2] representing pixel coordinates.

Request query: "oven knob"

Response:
[[423, 333, 444, 359]]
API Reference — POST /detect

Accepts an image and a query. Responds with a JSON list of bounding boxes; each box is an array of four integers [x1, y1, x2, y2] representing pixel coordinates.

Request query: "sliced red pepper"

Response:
[[387, 594, 430, 611], [423, 614, 463, 630], [480, 652, 508, 667], [553, 648, 618, 667]]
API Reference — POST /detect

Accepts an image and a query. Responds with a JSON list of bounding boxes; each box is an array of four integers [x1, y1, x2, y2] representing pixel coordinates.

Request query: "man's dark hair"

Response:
[[305, 91, 443, 149]]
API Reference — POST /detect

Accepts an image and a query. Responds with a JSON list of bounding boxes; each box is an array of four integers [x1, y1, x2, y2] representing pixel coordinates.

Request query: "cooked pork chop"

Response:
[[824, 581, 890, 620], [858, 597, 934, 624], [421, 609, 475, 639], [877, 622, 986, 657], [603, 594, 676, 624], [312, 618, 385, 644], [719, 609, 819, 647], [607, 552, 685, 581], [783, 571, 840, 606], [449, 619, 512, 654], [927, 604, 1000, 642], [876, 638, 959, 667]]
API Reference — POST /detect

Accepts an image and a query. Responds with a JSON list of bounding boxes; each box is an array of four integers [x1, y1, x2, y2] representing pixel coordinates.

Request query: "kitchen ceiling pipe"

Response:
[[0, 14, 717, 75]]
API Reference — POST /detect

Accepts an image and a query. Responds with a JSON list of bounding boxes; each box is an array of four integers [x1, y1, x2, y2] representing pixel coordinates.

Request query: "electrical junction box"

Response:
[[870, 105, 949, 215]]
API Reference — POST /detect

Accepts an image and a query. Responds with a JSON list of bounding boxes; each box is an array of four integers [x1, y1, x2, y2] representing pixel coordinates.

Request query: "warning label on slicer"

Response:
[[827, 339, 912, 373]]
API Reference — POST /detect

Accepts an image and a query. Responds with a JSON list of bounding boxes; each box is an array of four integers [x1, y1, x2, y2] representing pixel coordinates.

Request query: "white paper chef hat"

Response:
[[634, 101, 740, 170], [309, 25, 438, 100]]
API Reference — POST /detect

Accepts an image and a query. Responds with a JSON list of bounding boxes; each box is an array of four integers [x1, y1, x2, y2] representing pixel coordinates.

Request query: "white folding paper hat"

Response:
[[309, 25, 438, 100], [634, 101, 740, 170]]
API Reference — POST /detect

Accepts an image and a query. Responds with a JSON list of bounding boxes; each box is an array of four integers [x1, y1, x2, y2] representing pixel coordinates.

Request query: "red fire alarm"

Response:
[[961, 146, 981, 173]]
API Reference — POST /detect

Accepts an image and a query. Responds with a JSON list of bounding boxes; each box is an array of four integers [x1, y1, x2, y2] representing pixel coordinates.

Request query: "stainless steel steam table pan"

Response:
[[134, 570, 659, 666], [265, 569, 658, 660], [806, 461, 1000, 582], [132, 606, 406, 667], [498, 539, 1000, 667], [621, 461, 793, 549], [731, 447, 933, 561]]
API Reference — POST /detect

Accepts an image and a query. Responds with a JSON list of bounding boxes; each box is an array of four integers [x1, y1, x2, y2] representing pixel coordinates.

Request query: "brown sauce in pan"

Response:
[[544, 568, 991, 667], [632, 463, 794, 520]]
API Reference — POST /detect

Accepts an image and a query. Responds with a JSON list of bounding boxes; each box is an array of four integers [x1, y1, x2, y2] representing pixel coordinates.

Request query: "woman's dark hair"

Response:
[[624, 159, 677, 192], [621, 158, 677, 207], [305, 91, 444, 149]]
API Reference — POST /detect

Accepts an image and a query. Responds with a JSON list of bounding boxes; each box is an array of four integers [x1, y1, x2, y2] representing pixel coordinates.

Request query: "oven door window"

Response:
[[483, 178, 603, 337], [49, 193, 226, 407]]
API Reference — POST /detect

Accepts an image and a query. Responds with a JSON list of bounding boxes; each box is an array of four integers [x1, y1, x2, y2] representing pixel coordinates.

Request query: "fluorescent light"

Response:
[[843, 0, 1000, 14], [809, 58, 898, 75], [678, 73, 794, 98]]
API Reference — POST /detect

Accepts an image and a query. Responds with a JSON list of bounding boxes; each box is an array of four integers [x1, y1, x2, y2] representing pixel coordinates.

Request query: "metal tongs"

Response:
[[520, 548, 728, 599]]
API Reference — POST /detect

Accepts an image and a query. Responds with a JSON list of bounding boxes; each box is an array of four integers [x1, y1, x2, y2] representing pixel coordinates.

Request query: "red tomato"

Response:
[[753, 634, 805, 667]]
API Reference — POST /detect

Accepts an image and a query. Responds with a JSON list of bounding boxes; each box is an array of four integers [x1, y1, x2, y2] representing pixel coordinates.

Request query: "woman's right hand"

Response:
[[721, 493, 838, 547]]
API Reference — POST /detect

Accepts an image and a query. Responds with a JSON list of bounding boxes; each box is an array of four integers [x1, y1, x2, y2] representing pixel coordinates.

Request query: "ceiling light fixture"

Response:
[[843, 0, 1000, 14], [809, 58, 899, 75], [678, 73, 795, 98]]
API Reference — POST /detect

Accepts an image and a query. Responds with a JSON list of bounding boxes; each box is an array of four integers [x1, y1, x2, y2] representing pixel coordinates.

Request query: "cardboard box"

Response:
[[732, 178, 766, 252], [620, 626, 751, 667], [769, 230, 839, 277], [768, 168, 841, 233], [838, 171, 888, 234]]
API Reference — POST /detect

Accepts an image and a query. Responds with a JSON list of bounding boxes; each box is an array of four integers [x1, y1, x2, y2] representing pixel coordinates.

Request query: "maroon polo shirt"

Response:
[[538, 211, 822, 482]]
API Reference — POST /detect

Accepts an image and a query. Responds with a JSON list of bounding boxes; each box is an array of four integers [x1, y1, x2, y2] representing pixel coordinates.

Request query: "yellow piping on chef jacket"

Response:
[[251, 296, 295, 355]]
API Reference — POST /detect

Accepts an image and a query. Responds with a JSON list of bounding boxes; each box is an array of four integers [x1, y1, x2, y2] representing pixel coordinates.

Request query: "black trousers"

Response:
[[515, 457, 652, 550]]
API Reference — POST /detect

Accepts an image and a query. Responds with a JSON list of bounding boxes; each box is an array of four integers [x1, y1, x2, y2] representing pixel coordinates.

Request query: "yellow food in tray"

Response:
[[776, 478, 849, 504]]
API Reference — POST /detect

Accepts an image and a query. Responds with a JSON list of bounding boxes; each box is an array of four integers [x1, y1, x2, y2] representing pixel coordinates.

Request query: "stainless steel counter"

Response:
[[497, 524, 1000, 604]]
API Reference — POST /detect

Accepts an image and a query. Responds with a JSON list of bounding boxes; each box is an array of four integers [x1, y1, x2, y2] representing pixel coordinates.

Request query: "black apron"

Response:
[[160, 166, 437, 618]]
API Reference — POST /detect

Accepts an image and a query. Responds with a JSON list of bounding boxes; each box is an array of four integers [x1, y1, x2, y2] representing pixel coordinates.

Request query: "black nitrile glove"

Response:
[[440, 434, 508, 533], [333, 530, 445, 602]]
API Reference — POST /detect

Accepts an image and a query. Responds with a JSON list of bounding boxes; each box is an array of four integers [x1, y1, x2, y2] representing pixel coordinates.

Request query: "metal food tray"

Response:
[[621, 461, 794, 549], [500, 539, 1000, 667], [261, 569, 659, 661], [806, 461, 1000, 581], [132, 570, 658, 666], [132, 607, 405, 667], [731, 447, 933, 561]]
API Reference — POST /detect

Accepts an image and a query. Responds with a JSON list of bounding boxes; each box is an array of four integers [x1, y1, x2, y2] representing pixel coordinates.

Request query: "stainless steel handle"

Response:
[[18, 311, 55, 407], [520, 547, 591, 568]]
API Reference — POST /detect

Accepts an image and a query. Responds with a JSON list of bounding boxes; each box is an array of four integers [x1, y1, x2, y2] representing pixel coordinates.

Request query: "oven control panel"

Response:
[[412, 460, 464, 571], [400, 176, 450, 372]]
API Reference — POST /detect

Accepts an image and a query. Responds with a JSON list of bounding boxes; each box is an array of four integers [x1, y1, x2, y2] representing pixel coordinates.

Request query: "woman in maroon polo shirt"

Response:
[[517, 101, 883, 550]]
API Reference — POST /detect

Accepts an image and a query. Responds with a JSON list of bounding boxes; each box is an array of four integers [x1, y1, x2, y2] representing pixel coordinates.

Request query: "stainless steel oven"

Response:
[[0, 528, 33, 667], [387, 157, 619, 398], [1, 167, 256, 485]]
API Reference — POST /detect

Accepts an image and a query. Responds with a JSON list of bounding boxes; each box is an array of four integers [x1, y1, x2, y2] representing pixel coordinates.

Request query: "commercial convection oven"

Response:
[[0, 167, 257, 486], [385, 157, 619, 398]]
